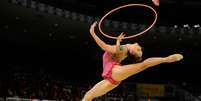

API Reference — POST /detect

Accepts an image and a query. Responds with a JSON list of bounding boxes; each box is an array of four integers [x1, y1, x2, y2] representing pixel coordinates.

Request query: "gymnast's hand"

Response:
[[90, 21, 97, 34], [117, 32, 125, 42]]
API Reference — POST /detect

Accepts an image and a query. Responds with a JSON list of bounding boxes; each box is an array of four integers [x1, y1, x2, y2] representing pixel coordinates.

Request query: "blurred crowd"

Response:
[[0, 64, 200, 101], [0, 66, 125, 101]]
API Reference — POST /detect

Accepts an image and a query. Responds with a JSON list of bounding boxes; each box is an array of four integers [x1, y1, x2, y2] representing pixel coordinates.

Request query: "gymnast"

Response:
[[82, 21, 183, 101]]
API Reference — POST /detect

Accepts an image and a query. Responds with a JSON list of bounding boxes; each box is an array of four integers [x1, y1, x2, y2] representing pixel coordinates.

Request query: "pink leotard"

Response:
[[102, 51, 120, 85]]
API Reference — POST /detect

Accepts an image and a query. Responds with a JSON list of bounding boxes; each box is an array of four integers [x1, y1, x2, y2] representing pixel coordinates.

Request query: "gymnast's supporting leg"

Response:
[[112, 54, 183, 81], [82, 80, 119, 101]]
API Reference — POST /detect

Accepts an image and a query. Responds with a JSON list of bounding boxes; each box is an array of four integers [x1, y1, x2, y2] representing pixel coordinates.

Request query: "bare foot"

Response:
[[165, 54, 183, 63], [152, 0, 160, 6]]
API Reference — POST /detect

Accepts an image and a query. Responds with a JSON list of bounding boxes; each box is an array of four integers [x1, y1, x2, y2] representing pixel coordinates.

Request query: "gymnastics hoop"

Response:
[[98, 4, 158, 39]]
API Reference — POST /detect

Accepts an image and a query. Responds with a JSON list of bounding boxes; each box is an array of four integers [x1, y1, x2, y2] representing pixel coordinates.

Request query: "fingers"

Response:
[[91, 21, 97, 27], [90, 21, 97, 32], [120, 32, 124, 35], [119, 32, 125, 38], [117, 32, 126, 41]]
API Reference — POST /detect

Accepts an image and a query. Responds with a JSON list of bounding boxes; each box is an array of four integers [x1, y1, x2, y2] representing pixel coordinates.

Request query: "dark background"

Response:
[[1, 0, 201, 91]]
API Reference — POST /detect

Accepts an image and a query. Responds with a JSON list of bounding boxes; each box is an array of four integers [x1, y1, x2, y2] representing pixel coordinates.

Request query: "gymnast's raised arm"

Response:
[[90, 21, 121, 54]]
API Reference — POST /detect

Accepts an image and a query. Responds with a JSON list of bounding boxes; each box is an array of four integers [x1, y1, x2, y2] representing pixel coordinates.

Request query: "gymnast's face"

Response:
[[127, 43, 143, 58]]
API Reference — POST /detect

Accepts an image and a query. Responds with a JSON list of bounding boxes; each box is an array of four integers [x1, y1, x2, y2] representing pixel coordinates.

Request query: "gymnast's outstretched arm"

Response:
[[90, 22, 122, 53]]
